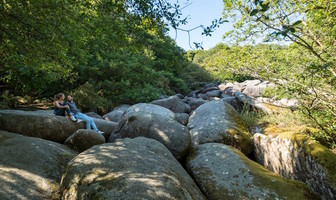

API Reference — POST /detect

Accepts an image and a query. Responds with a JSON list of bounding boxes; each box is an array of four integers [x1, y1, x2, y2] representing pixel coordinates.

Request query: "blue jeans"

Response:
[[74, 112, 98, 132]]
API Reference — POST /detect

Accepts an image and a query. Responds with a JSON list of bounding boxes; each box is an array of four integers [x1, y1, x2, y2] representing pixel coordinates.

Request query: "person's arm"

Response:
[[54, 101, 69, 109]]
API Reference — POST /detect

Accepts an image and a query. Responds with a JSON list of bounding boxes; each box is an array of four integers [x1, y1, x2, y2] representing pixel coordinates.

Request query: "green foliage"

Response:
[[192, 0, 336, 145], [72, 82, 111, 115], [191, 0, 336, 146], [0, 0, 214, 111], [192, 42, 335, 146]]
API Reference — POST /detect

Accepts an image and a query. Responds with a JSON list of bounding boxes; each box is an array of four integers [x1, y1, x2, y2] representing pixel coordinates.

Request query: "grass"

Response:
[[239, 104, 336, 149], [240, 105, 310, 132]]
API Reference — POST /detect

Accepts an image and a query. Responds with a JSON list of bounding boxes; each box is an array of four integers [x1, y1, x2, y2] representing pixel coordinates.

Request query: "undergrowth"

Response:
[[240, 106, 336, 149]]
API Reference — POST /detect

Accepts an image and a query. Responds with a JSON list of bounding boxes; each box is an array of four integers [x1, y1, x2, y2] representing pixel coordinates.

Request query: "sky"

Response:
[[168, 0, 232, 51]]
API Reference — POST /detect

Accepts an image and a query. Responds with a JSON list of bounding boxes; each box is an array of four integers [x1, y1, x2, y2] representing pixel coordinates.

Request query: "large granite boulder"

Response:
[[242, 79, 262, 87], [0, 131, 77, 200], [222, 97, 243, 112], [234, 92, 272, 113], [253, 130, 336, 200], [102, 104, 131, 122], [188, 100, 252, 155], [151, 95, 189, 113], [108, 103, 190, 159], [202, 86, 218, 93], [175, 113, 189, 126], [64, 129, 105, 152], [206, 90, 222, 98], [187, 98, 208, 111], [218, 82, 241, 93], [61, 137, 206, 200], [0, 110, 117, 143], [186, 143, 318, 200], [242, 84, 268, 97]]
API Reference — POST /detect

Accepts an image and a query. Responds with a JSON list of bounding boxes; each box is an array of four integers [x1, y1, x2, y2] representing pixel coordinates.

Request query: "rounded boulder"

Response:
[[64, 129, 106, 152], [61, 137, 205, 200], [0, 130, 77, 200], [108, 103, 190, 159], [188, 100, 252, 155], [186, 143, 318, 200]]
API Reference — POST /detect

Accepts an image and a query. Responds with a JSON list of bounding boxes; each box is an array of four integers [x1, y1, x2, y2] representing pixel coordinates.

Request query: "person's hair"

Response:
[[54, 93, 64, 101]]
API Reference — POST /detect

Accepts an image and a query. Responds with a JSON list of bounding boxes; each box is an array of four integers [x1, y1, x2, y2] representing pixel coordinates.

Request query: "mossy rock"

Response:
[[254, 127, 336, 199], [188, 100, 252, 155], [187, 143, 319, 200]]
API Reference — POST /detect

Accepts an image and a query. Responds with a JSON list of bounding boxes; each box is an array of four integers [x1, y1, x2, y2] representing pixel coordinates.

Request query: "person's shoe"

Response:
[[70, 115, 77, 122], [77, 119, 83, 123], [97, 130, 104, 135]]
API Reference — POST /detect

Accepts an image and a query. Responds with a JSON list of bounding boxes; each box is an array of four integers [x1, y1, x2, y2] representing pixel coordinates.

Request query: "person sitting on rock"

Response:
[[53, 93, 77, 122], [66, 94, 104, 135]]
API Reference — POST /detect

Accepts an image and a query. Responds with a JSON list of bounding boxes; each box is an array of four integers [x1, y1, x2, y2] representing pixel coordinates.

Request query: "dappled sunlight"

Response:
[[188, 101, 252, 154], [0, 166, 60, 199], [61, 138, 204, 199], [111, 103, 191, 159], [153, 127, 170, 142]]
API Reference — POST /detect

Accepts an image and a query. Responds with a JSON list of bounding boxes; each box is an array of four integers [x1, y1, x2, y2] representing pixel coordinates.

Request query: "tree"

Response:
[[0, 0, 213, 110], [222, 0, 335, 74], [222, 0, 336, 144]]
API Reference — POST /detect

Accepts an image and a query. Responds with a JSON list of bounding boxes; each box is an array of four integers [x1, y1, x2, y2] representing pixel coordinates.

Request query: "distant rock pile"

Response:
[[0, 79, 334, 200]]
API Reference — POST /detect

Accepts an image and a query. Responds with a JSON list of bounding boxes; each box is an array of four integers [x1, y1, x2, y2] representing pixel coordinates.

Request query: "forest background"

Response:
[[0, 0, 335, 147]]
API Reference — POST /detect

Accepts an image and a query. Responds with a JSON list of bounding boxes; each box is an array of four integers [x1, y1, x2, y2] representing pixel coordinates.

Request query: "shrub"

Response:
[[72, 82, 111, 115]]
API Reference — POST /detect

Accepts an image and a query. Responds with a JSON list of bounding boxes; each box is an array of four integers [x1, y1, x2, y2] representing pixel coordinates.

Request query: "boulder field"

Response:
[[0, 80, 334, 199]]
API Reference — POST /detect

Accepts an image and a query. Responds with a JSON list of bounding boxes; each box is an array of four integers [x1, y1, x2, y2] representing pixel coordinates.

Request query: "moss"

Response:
[[263, 124, 318, 137], [189, 145, 319, 199], [262, 125, 336, 186], [225, 105, 253, 155], [48, 182, 61, 200], [279, 132, 336, 185], [262, 103, 285, 113], [235, 147, 320, 200]]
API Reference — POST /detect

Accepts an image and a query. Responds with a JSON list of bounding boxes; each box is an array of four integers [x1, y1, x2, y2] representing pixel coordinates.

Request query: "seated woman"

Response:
[[54, 93, 77, 122]]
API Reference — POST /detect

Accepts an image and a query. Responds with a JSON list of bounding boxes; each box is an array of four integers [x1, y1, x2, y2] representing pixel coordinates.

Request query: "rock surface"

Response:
[[188, 100, 252, 155], [175, 113, 189, 126], [0, 131, 77, 200], [186, 143, 318, 200], [61, 137, 206, 200], [108, 103, 190, 159], [64, 129, 106, 152], [187, 98, 208, 111], [102, 104, 130, 122], [151, 95, 189, 113], [253, 131, 336, 200], [0, 110, 116, 143]]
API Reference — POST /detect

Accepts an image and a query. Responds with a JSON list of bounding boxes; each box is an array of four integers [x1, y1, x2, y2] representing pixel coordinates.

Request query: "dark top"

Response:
[[54, 101, 68, 116], [66, 101, 80, 114]]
